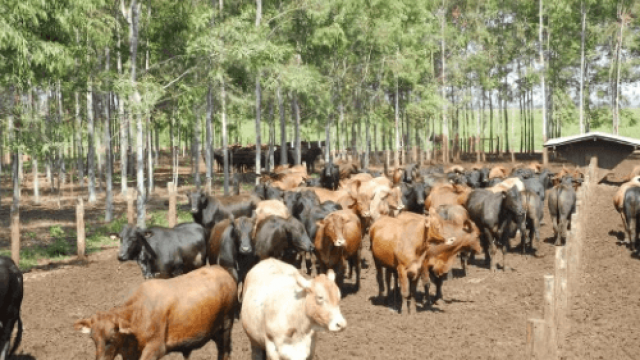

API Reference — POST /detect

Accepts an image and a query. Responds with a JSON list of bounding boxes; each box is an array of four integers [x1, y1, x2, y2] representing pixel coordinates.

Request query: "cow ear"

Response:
[[463, 219, 474, 233], [116, 319, 133, 334], [295, 273, 312, 292], [74, 318, 92, 334], [327, 269, 336, 282]]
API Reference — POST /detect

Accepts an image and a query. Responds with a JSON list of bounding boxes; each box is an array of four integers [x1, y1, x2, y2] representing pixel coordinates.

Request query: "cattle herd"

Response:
[[5, 158, 640, 359]]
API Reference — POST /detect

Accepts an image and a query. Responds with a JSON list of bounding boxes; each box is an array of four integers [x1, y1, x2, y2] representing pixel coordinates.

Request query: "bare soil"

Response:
[[4, 153, 639, 360]]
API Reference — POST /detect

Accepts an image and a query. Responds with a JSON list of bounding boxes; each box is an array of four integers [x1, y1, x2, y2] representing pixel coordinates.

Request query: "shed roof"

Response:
[[544, 131, 640, 148]]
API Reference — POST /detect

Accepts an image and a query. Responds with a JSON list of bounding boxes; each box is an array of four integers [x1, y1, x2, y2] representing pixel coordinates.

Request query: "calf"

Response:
[[75, 266, 237, 360], [113, 223, 206, 279], [314, 210, 363, 290], [466, 186, 525, 272], [241, 259, 346, 360], [0, 256, 23, 360], [519, 190, 543, 254], [548, 177, 577, 246], [369, 212, 446, 314], [209, 217, 255, 282], [253, 216, 315, 263]]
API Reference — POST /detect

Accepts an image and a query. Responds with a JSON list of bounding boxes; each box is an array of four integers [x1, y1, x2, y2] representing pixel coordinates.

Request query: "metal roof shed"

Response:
[[544, 132, 640, 170]]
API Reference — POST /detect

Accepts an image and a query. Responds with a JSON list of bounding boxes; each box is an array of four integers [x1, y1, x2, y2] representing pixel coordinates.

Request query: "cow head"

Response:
[[74, 313, 134, 360], [385, 186, 405, 214], [426, 208, 447, 244], [284, 191, 302, 216], [318, 214, 347, 247], [112, 225, 139, 262], [296, 271, 346, 332], [286, 217, 314, 252], [503, 185, 525, 217], [188, 190, 208, 214], [234, 216, 254, 255]]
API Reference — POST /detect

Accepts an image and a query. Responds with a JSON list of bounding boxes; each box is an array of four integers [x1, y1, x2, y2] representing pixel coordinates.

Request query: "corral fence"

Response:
[[526, 159, 594, 360]]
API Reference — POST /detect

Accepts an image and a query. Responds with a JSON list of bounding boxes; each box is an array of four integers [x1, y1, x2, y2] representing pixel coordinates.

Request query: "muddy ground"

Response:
[[2, 153, 639, 360]]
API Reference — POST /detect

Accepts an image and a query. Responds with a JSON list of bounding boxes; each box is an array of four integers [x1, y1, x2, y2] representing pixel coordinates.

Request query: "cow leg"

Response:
[[552, 215, 559, 244], [429, 270, 444, 304], [374, 261, 386, 301], [265, 340, 281, 360], [397, 266, 410, 315], [251, 345, 267, 360], [556, 217, 565, 246], [305, 252, 314, 276], [483, 229, 497, 272], [0, 317, 16, 360], [0, 340, 9, 360], [354, 249, 362, 291], [408, 278, 418, 314], [421, 271, 431, 307], [139, 342, 167, 360], [214, 312, 234, 360], [620, 212, 630, 243], [628, 215, 637, 252]]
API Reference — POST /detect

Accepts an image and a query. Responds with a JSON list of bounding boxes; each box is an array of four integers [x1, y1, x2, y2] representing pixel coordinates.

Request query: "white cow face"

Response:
[[296, 271, 346, 332]]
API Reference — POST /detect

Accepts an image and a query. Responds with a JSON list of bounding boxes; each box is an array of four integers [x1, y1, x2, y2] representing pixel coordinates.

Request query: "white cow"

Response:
[[241, 258, 347, 360]]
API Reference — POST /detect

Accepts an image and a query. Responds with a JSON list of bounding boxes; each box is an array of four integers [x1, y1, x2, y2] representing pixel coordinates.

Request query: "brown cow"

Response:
[[446, 165, 465, 174], [314, 210, 363, 290], [253, 200, 290, 237], [614, 176, 640, 243], [421, 233, 483, 305], [273, 164, 308, 176], [270, 173, 307, 190], [425, 183, 472, 210], [369, 211, 446, 314], [74, 266, 237, 360], [304, 187, 357, 210], [489, 166, 508, 179], [622, 165, 640, 182]]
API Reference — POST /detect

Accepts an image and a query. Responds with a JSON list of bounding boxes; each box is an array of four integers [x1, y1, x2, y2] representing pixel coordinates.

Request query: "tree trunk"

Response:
[[540, 0, 548, 163], [221, 78, 230, 195], [579, 0, 586, 134], [291, 91, 301, 165], [489, 91, 494, 153], [117, 24, 128, 196], [441, 0, 449, 164], [613, 11, 624, 135], [277, 81, 287, 166], [394, 77, 400, 167], [87, 38, 97, 203], [268, 97, 275, 172], [206, 85, 213, 188], [33, 157, 39, 204], [105, 46, 114, 222], [255, 0, 262, 179]]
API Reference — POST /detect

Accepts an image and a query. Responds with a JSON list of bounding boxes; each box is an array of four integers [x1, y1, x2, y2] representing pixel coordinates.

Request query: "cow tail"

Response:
[[556, 186, 563, 223], [9, 315, 22, 357]]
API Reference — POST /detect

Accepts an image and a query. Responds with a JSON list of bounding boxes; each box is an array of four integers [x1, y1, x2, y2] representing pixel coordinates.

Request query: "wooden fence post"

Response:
[[167, 182, 177, 228], [554, 246, 568, 350], [11, 209, 20, 266], [127, 188, 135, 225], [76, 196, 86, 260], [543, 274, 557, 359], [526, 318, 547, 360]]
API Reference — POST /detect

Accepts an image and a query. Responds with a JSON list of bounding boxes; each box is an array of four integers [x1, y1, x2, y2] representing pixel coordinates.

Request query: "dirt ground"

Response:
[[4, 153, 640, 360]]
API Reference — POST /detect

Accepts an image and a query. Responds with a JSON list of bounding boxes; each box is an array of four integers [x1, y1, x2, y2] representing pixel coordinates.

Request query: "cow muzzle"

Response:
[[328, 312, 347, 332], [240, 246, 252, 254], [334, 237, 346, 247]]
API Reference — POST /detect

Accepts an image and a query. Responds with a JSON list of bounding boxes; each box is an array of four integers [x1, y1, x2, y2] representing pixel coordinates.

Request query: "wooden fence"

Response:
[[526, 164, 592, 359]]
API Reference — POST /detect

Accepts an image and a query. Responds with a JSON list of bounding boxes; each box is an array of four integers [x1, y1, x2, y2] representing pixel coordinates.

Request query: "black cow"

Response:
[[253, 216, 315, 264], [518, 190, 543, 254], [548, 177, 576, 246], [523, 169, 554, 203], [401, 163, 420, 183], [253, 183, 284, 201], [284, 190, 320, 218], [399, 182, 428, 214], [0, 256, 23, 359], [113, 223, 207, 279], [623, 187, 640, 252], [208, 216, 255, 282], [462, 169, 486, 188], [189, 191, 260, 232], [320, 163, 340, 190], [466, 186, 525, 272], [511, 168, 536, 179]]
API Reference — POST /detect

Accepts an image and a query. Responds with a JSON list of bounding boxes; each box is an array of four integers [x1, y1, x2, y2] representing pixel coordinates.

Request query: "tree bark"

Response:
[[87, 36, 97, 203], [291, 91, 301, 165], [117, 24, 128, 195], [268, 97, 275, 172], [579, 0, 586, 134], [540, 0, 548, 163], [394, 77, 400, 167], [441, 1, 449, 164], [206, 85, 213, 188], [221, 78, 230, 195], [277, 81, 287, 165], [105, 46, 114, 222], [613, 10, 625, 135], [255, 0, 262, 180]]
